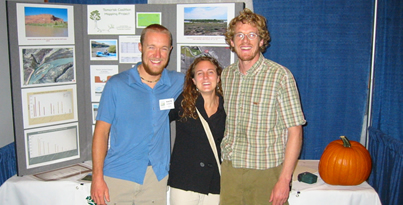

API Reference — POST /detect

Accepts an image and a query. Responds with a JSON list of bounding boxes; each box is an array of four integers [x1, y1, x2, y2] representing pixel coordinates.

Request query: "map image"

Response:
[[21, 47, 75, 87], [180, 45, 232, 74]]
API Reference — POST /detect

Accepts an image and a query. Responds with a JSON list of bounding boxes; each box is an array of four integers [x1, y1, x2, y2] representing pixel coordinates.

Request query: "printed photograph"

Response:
[[20, 46, 76, 87], [178, 44, 233, 74], [92, 103, 99, 124], [90, 39, 118, 61], [184, 6, 227, 36], [177, 3, 235, 44], [17, 3, 75, 45], [24, 6, 68, 37]]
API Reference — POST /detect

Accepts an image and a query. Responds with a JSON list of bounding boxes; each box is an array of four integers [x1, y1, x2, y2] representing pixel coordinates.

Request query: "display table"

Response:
[[0, 161, 92, 205], [288, 160, 382, 205], [0, 160, 382, 205]]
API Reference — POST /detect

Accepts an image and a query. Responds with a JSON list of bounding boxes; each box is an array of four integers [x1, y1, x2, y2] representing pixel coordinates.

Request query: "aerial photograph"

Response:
[[21, 47, 75, 86], [180, 45, 231, 73]]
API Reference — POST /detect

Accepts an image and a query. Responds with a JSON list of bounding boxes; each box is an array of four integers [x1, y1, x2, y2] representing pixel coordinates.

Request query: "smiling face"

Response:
[[192, 60, 220, 95], [230, 22, 264, 64], [138, 31, 172, 77]]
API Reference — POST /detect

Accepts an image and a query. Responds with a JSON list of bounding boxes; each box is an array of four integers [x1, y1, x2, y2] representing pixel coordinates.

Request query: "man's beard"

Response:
[[142, 57, 167, 76]]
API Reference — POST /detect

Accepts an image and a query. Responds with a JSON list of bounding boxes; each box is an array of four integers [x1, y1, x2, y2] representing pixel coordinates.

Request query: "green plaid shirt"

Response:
[[221, 54, 306, 169]]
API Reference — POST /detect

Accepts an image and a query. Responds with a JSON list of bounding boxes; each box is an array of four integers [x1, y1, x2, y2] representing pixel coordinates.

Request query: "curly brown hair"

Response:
[[180, 56, 223, 121], [225, 8, 271, 53]]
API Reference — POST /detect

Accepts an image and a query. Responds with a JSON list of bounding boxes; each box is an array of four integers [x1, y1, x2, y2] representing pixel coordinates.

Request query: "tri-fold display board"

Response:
[[6, 1, 244, 176]]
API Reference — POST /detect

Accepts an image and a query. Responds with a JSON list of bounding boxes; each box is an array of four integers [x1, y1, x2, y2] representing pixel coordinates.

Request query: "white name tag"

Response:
[[159, 98, 174, 110]]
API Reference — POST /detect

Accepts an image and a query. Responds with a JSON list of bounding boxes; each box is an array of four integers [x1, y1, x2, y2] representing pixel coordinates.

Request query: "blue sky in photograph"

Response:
[[25, 7, 68, 22], [93, 40, 117, 46], [184, 7, 227, 20]]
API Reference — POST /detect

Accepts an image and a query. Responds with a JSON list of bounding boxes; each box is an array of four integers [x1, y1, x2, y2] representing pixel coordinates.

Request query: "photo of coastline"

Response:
[[20, 46, 76, 87], [184, 6, 227, 36], [24, 6, 68, 37], [176, 3, 235, 44]]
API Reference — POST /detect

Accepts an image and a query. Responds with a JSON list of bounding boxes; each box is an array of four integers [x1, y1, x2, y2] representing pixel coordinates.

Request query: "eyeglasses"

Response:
[[234, 32, 260, 40]]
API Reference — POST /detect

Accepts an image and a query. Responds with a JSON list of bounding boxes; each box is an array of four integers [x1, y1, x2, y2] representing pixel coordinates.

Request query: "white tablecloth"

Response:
[[0, 162, 92, 205], [0, 160, 382, 205], [288, 160, 382, 205]]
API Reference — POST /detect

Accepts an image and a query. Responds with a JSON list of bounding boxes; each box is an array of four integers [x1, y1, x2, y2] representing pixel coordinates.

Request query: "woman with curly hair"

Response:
[[168, 55, 226, 205]]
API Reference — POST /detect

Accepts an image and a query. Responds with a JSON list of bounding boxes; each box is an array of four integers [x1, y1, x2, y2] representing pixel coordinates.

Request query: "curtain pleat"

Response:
[[371, 0, 403, 140], [0, 142, 17, 186], [368, 127, 403, 205], [368, 0, 403, 204]]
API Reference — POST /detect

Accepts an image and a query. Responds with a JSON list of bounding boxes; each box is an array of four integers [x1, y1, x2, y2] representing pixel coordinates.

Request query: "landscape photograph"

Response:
[[183, 6, 228, 36], [24, 6, 68, 37], [90, 39, 118, 60]]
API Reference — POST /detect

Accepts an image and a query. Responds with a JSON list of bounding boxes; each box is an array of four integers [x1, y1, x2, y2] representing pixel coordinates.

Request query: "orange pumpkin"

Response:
[[318, 136, 372, 185]]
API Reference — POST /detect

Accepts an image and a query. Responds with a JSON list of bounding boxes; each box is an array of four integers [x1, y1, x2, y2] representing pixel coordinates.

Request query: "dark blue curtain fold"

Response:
[[367, 0, 403, 205], [0, 142, 17, 186], [254, 0, 373, 159], [371, 0, 403, 140], [368, 127, 403, 205]]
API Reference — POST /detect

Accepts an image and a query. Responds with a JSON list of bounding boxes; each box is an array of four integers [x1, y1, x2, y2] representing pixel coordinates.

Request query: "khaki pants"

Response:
[[170, 187, 220, 205], [220, 160, 288, 205], [104, 166, 168, 205]]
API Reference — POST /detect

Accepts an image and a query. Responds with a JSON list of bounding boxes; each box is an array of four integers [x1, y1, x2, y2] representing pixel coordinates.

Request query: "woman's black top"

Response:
[[168, 92, 226, 194]]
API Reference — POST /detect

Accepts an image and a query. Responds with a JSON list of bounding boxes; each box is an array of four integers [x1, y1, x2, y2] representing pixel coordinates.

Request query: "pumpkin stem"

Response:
[[340, 136, 351, 148]]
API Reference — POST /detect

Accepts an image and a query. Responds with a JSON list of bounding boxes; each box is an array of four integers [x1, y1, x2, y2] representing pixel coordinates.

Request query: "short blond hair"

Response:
[[140, 24, 172, 47]]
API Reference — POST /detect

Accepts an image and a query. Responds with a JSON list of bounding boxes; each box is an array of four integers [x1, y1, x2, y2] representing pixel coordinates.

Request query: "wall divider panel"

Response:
[[7, 1, 244, 176]]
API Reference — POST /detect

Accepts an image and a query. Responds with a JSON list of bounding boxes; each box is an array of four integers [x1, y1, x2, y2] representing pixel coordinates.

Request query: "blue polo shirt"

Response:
[[96, 62, 184, 184]]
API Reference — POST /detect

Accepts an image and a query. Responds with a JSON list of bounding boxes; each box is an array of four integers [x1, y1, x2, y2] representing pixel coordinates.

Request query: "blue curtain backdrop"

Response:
[[0, 143, 17, 186], [370, 0, 403, 140], [254, 1, 373, 159], [367, 0, 403, 204], [368, 127, 403, 205]]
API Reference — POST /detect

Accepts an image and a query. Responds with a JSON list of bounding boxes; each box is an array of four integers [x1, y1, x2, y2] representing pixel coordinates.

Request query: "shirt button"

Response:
[[200, 162, 205, 167]]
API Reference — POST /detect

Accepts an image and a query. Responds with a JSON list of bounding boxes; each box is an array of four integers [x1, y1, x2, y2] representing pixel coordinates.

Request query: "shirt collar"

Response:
[[235, 53, 265, 76], [128, 62, 172, 87]]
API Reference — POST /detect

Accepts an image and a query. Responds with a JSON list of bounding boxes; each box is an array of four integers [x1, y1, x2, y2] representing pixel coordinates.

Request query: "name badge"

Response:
[[159, 98, 174, 110]]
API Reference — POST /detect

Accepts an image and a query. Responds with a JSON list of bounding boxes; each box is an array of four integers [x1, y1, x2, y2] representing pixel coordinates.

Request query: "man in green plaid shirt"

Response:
[[220, 8, 306, 205]]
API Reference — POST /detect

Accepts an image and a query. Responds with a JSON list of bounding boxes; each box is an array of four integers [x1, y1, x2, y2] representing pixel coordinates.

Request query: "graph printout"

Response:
[[119, 35, 141, 63], [21, 85, 78, 128], [25, 122, 80, 168]]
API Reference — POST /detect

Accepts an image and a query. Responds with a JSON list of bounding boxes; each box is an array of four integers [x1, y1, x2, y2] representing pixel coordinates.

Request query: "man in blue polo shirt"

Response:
[[90, 24, 184, 205]]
